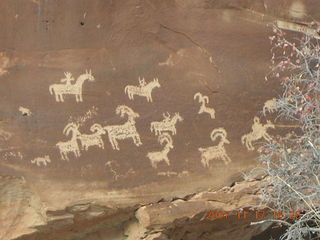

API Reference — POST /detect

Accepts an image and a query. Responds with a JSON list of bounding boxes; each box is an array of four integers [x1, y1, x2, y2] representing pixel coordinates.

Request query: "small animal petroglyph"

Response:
[[147, 133, 173, 169], [77, 124, 106, 151], [263, 98, 278, 116], [199, 128, 231, 167], [150, 112, 183, 136], [31, 155, 51, 167], [19, 106, 32, 116], [49, 70, 95, 102], [56, 123, 81, 161], [103, 105, 142, 150], [194, 92, 215, 119], [157, 170, 189, 177], [241, 117, 275, 151], [3, 151, 23, 161], [125, 77, 160, 102]]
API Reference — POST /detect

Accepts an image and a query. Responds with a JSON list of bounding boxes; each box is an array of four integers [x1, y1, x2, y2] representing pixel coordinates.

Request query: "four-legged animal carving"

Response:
[[56, 123, 81, 161], [104, 105, 142, 150], [263, 98, 278, 116], [241, 117, 275, 151], [150, 112, 183, 135], [199, 128, 231, 167], [31, 155, 51, 166], [49, 70, 95, 102], [194, 92, 215, 119], [147, 133, 173, 169], [125, 77, 160, 102], [77, 124, 106, 151]]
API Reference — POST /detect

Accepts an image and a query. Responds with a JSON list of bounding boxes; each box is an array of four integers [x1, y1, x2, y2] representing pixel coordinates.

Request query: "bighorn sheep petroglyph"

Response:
[[199, 128, 231, 167], [194, 92, 215, 119], [77, 123, 106, 151], [147, 133, 174, 169]]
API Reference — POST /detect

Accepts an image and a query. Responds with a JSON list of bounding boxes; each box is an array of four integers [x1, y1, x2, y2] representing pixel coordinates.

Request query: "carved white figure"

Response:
[[49, 70, 95, 102], [194, 92, 215, 119], [31, 155, 51, 166], [199, 128, 231, 167], [263, 98, 278, 116], [150, 112, 183, 136], [104, 105, 142, 150], [77, 124, 106, 151], [147, 133, 173, 169], [56, 123, 81, 161], [241, 117, 275, 151], [19, 106, 32, 116], [125, 77, 160, 102]]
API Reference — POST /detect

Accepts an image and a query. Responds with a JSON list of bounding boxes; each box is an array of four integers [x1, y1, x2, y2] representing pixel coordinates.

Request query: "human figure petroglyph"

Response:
[[199, 128, 231, 167], [263, 98, 278, 116], [103, 105, 142, 150], [125, 77, 160, 102], [241, 117, 275, 151], [56, 123, 81, 161], [194, 92, 216, 119], [150, 112, 183, 136], [147, 133, 173, 169], [49, 69, 95, 102], [60, 72, 75, 90], [77, 124, 106, 151], [31, 155, 51, 167]]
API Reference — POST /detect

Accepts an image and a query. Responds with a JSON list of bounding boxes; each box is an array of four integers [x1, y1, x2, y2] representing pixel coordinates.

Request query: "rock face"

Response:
[[0, 0, 317, 239]]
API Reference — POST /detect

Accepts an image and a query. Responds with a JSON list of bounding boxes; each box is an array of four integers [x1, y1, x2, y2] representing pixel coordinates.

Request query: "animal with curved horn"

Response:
[[147, 133, 174, 169], [194, 92, 215, 119], [199, 127, 231, 167], [104, 105, 142, 150]]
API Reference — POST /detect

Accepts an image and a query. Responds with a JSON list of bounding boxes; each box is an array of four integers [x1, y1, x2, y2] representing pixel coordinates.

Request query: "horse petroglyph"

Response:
[[199, 128, 231, 167], [125, 77, 160, 102], [56, 123, 81, 161], [263, 98, 278, 116], [31, 155, 51, 167], [147, 133, 173, 169], [77, 124, 106, 151], [103, 105, 142, 150], [49, 70, 95, 102], [150, 112, 183, 136], [241, 117, 275, 151], [194, 92, 216, 119]]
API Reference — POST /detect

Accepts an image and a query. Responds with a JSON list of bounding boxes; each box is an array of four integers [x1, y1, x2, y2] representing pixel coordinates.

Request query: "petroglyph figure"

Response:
[[241, 117, 275, 151], [19, 106, 32, 116], [56, 123, 81, 161], [77, 124, 106, 151], [0, 128, 12, 141], [150, 112, 183, 136], [49, 70, 95, 102], [104, 105, 142, 150], [263, 98, 278, 116], [125, 77, 160, 102], [199, 128, 231, 167], [31, 155, 51, 167], [194, 92, 215, 119], [147, 133, 173, 169]]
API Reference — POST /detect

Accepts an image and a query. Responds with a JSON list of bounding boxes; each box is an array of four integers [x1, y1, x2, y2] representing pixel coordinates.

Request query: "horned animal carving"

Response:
[[49, 70, 95, 102], [31, 155, 51, 167], [104, 105, 142, 150], [147, 133, 173, 169], [56, 123, 81, 161], [125, 77, 160, 102], [241, 117, 275, 151], [77, 124, 106, 151], [194, 92, 215, 119], [199, 128, 231, 167], [150, 112, 183, 136]]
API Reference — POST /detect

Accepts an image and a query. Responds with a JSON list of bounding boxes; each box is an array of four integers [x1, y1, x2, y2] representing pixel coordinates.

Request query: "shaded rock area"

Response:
[[0, 0, 319, 239]]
